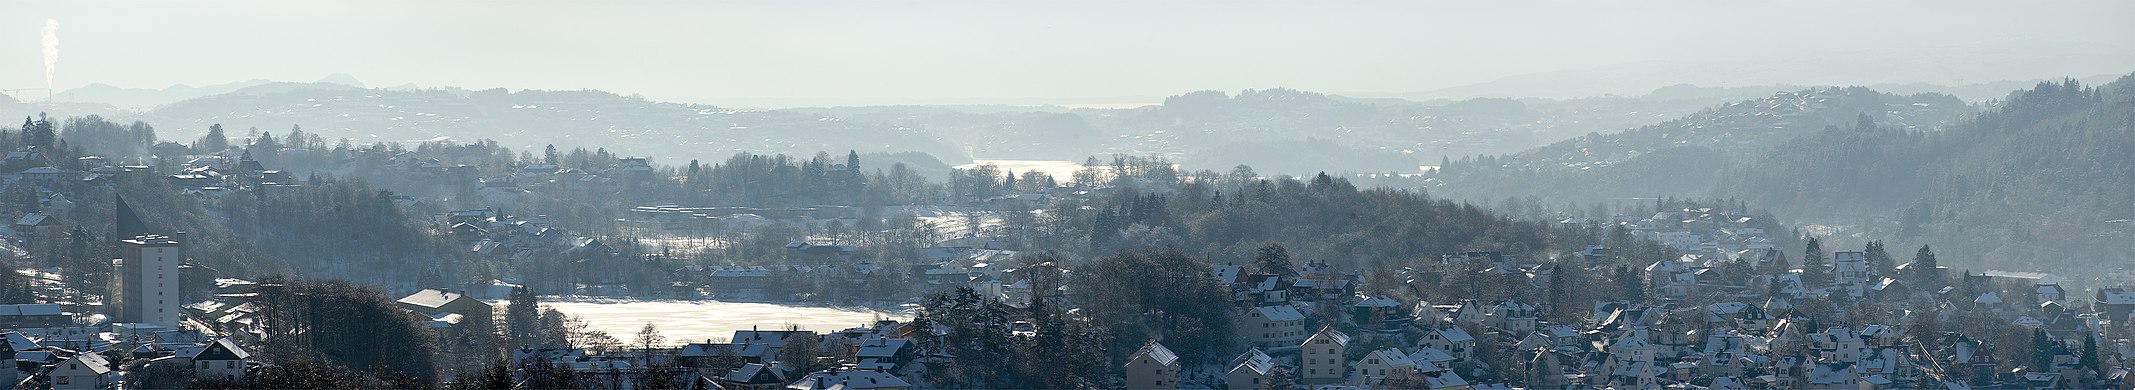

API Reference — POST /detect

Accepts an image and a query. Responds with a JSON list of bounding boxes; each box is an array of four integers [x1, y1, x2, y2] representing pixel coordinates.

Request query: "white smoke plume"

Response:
[[43, 19, 59, 92]]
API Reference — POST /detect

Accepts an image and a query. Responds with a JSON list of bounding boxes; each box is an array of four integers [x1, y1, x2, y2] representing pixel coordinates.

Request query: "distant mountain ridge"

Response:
[[133, 86, 963, 165], [1389, 39, 2135, 101], [47, 74, 371, 110], [11, 73, 2111, 179], [75, 81, 1783, 176]]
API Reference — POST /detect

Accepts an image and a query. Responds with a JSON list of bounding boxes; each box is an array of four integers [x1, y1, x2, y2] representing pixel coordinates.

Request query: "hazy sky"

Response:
[[4, 1, 2133, 106]]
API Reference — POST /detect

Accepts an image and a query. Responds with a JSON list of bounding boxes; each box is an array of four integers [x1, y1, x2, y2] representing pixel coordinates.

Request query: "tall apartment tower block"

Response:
[[112, 235, 182, 327], [110, 195, 183, 328]]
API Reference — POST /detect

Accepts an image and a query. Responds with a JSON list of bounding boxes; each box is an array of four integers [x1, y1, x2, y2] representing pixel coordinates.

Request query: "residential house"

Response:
[[1706, 302, 1768, 331], [2100, 288, 2135, 322], [45, 352, 112, 390], [716, 362, 787, 389], [678, 342, 742, 368], [1301, 327, 1353, 383], [731, 329, 818, 364], [1349, 348, 1418, 386], [786, 368, 909, 390], [1350, 295, 1404, 331], [853, 337, 912, 371], [192, 338, 251, 382], [12, 213, 59, 245], [1417, 325, 1475, 361], [0, 304, 69, 329], [1807, 362, 1859, 388], [1241, 305, 1307, 348], [1833, 251, 1869, 286], [1124, 342, 1179, 390], [2036, 283, 2066, 303], [0, 332, 40, 386], [396, 288, 494, 346], [1227, 348, 1277, 390], [1485, 300, 1538, 335], [1810, 327, 1868, 363]]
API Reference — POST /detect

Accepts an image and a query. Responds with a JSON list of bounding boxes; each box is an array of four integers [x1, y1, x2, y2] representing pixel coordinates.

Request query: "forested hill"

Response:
[[1430, 87, 1970, 205], [1431, 72, 2135, 272], [1716, 74, 2135, 271]]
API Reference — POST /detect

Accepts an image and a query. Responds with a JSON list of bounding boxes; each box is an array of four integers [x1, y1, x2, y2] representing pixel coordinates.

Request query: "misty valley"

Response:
[[0, 2, 2132, 390]]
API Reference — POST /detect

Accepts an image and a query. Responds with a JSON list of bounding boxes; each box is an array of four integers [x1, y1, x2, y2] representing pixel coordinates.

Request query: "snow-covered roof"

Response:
[[397, 288, 468, 309], [1231, 348, 1275, 376], [1310, 327, 1354, 347], [789, 369, 910, 390], [1, 332, 37, 351], [1974, 292, 2003, 305], [14, 213, 46, 226], [1352, 295, 1400, 308], [1210, 265, 1242, 284], [1362, 348, 1415, 369], [1255, 305, 1305, 322], [855, 338, 909, 358], [1434, 326, 1474, 343], [1133, 342, 1178, 367], [2103, 288, 2135, 305]]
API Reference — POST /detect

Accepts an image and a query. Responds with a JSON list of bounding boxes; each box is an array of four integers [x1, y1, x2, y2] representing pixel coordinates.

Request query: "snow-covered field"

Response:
[[902, 206, 1003, 243], [531, 297, 910, 345], [957, 159, 1086, 182]]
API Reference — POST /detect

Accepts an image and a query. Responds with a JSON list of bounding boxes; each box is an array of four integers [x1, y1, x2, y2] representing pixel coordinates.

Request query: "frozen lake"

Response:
[[529, 297, 910, 345]]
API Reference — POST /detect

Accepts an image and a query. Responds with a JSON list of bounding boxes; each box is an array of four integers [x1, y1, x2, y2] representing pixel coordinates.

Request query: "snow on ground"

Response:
[[957, 159, 1086, 182], [629, 233, 729, 254], [527, 297, 910, 345], [903, 206, 1003, 244]]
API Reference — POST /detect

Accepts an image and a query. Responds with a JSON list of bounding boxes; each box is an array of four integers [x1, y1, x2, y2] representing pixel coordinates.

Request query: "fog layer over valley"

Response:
[[4, 2, 2135, 388]]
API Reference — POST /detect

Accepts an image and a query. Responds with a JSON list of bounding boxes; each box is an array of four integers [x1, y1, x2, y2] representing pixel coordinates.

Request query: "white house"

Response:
[[1349, 347, 1418, 386], [1833, 251, 1869, 286], [1227, 348, 1277, 389], [193, 338, 252, 382], [1241, 305, 1307, 347], [1301, 327, 1353, 383], [1418, 326, 1475, 360], [1124, 342, 1179, 389], [46, 352, 113, 390]]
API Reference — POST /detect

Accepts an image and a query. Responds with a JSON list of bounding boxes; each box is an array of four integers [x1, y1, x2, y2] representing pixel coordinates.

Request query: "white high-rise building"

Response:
[[112, 234, 181, 328]]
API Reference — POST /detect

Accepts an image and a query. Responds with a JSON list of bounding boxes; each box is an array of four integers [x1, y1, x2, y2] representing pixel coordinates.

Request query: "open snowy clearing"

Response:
[[528, 297, 910, 345]]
